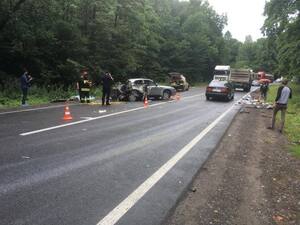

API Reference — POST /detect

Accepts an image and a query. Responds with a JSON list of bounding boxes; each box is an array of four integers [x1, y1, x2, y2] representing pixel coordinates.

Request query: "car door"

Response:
[[144, 79, 161, 96], [225, 82, 234, 97]]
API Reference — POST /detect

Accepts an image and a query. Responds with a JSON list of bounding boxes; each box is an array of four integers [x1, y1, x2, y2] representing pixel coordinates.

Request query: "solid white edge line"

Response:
[[96, 104, 235, 225], [19, 94, 204, 136], [0, 104, 77, 115], [96, 90, 253, 225]]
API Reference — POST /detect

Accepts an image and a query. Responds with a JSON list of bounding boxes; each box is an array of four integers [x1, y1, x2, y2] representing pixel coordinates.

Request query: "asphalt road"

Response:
[[0, 87, 247, 225]]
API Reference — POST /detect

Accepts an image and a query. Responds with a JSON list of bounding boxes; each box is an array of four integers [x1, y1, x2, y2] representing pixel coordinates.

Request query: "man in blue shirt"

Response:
[[20, 69, 32, 106]]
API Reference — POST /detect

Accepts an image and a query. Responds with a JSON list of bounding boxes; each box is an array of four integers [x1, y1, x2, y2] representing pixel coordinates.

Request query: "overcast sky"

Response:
[[206, 0, 266, 42]]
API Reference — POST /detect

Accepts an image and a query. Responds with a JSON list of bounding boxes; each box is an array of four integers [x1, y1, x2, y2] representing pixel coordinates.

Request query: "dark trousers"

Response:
[[21, 88, 28, 105], [261, 90, 267, 101], [102, 87, 111, 105], [79, 91, 90, 103]]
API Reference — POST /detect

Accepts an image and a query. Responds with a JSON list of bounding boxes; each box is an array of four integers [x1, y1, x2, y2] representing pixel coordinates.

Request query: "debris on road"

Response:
[[236, 93, 274, 110]]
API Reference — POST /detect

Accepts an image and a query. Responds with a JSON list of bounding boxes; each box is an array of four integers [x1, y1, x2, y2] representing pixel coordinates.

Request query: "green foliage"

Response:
[[0, 0, 228, 88]]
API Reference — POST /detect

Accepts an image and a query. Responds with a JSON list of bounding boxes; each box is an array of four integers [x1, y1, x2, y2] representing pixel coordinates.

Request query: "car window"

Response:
[[144, 80, 155, 86], [224, 83, 231, 88], [209, 81, 226, 87], [134, 80, 144, 85]]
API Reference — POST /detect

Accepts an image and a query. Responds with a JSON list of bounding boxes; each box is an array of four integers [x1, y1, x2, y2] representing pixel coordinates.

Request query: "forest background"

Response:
[[0, 0, 299, 104]]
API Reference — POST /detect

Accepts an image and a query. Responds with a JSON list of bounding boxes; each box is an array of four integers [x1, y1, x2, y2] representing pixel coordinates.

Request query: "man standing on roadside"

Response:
[[101, 72, 114, 106], [20, 68, 32, 106], [260, 81, 269, 102], [268, 79, 292, 133]]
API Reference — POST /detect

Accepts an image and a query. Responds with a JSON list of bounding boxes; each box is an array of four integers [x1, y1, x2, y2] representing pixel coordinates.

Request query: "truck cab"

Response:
[[213, 65, 231, 80]]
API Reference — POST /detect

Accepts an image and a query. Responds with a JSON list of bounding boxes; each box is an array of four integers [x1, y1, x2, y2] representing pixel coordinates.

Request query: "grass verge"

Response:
[[0, 85, 102, 108], [267, 82, 300, 157]]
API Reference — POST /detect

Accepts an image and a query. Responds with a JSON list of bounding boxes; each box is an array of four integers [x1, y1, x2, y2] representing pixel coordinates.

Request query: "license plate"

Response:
[[212, 88, 221, 92]]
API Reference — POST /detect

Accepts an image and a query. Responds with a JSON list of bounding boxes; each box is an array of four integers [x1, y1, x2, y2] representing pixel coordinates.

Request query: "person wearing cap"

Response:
[[268, 79, 292, 133], [77, 70, 92, 103], [101, 72, 114, 106]]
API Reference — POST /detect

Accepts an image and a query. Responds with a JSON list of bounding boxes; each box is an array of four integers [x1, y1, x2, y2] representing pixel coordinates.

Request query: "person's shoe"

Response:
[[267, 126, 274, 130], [106, 103, 111, 106], [21, 103, 29, 107]]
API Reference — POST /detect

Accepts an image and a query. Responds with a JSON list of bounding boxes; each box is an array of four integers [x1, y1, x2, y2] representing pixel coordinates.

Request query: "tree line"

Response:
[[0, 0, 299, 91]]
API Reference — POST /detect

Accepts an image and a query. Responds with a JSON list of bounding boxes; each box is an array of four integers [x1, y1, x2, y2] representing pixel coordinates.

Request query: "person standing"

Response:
[[101, 72, 114, 106], [268, 79, 292, 133], [77, 70, 92, 103], [20, 69, 32, 106], [260, 81, 269, 102]]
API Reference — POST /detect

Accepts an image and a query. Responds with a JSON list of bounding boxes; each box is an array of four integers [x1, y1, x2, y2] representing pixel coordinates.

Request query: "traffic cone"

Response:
[[176, 93, 181, 101], [144, 96, 148, 108], [63, 105, 73, 120]]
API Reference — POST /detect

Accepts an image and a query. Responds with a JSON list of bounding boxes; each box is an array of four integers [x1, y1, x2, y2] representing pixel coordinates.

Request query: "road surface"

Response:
[[0, 87, 246, 225]]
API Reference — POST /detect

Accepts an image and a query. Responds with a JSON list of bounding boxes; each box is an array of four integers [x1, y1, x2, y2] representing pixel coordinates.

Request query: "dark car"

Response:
[[205, 80, 235, 101]]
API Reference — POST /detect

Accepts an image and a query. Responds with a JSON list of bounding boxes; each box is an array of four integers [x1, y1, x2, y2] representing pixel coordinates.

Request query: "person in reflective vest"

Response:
[[77, 70, 92, 103]]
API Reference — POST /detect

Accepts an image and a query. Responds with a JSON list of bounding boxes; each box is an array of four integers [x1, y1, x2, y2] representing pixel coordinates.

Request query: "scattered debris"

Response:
[[239, 108, 250, 113], [235, 93, 273, 109], [21, 156, 30, 159], [190, 187, 197, 192], [273, 215, 285, 222]]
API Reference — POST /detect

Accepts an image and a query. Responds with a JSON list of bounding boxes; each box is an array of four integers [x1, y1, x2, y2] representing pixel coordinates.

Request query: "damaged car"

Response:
[[112, 78, 176, 102]]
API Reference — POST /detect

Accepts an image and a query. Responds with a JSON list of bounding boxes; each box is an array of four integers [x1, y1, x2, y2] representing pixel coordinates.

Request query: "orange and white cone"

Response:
[[63, 105, 73, 120], [144, 96, 148, 108]]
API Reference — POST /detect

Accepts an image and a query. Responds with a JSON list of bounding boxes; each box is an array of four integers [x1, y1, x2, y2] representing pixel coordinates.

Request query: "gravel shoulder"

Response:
[[165, 101, 300, 225]]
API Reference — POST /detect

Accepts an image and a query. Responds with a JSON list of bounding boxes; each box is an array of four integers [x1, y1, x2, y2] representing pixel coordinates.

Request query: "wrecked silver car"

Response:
[[112, 78, 176, 102]]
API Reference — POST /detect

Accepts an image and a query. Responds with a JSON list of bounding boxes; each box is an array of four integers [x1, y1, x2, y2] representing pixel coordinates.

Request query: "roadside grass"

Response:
[[0, 86, 104, 108], [267, 83, 300, 157]]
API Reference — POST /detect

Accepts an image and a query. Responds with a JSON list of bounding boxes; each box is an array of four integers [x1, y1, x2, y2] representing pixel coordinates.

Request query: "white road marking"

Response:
[[80, 117, 94, 120], [19, 94, 203, 136], [96, 104, 236, 225], [0, 104, 77, 115]]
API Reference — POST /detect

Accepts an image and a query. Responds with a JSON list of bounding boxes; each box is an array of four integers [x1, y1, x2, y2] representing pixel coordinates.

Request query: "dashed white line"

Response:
[[19, 94, 203, 136]]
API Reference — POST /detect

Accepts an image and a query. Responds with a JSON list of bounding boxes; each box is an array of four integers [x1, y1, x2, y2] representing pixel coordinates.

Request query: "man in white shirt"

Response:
[[268, 79, 292, 133]]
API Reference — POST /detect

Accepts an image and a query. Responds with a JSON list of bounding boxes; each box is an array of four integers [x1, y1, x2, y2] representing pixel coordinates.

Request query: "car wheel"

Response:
[[162, 90, 171, 100]]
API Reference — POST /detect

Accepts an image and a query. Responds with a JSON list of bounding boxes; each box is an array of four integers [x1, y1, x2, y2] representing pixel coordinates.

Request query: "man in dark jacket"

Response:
[[260, 82, 269, 101], [20, 69, 32, 106], [101, 72, 114, 106], [268, 79, 292, 132]]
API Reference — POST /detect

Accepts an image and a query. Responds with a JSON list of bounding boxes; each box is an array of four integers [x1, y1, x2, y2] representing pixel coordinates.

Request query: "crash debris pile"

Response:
[[236, 94, 273, 109]]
